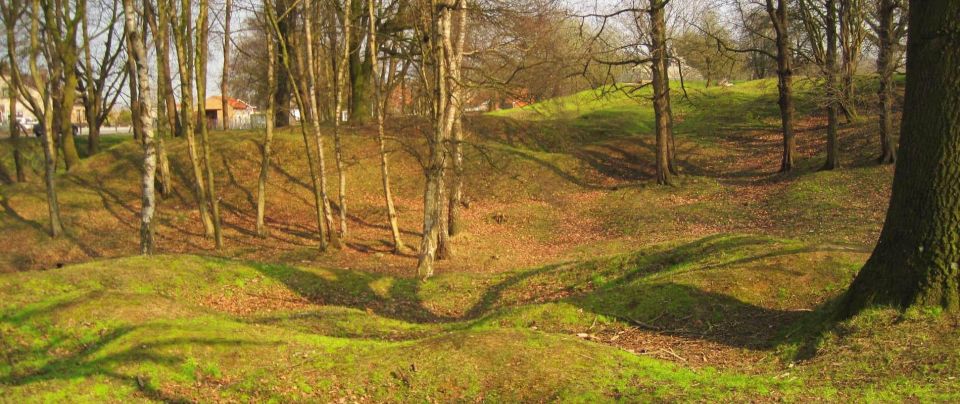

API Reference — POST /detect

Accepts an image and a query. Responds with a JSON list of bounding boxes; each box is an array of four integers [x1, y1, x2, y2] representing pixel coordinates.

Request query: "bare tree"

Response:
[[41, 0, 84, 171], [0, 2, 27, 183], [841, 0, 960, 316], [367, 0, 407, 253], [3, 0, 64, 236], [80, 0, 126, 155], [304, 0, 342, 249], [332, 0, 353, 239], [266, 0, 333, 250], [416, 0, 467, 279], [122, 0, 158, 254], [171, 0, 216, 236], [221, 0, 232, 130], [256, 17, 276, 237], [196, 0, 225, 249], [868, 0, 906, 164], [797, 0, 841, 169]]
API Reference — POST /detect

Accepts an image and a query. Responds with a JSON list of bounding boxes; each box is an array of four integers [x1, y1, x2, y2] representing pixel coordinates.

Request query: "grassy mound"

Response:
[[2, 77, 950, 401], [2, 233, 956, 401]]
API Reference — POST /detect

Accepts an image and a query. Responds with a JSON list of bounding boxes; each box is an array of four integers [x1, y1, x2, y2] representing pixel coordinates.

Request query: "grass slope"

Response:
[[2, 77, 952, 401]]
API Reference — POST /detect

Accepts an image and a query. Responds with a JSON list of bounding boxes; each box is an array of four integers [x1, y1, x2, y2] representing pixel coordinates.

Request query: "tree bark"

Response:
[[841, 0, 960, 316], [417, 0, 453, 279], [446, 1, 467, 235], [221, 0, 232, 130], [267, 0, 329, 250], [30, 0, 63, 237], [196, 0, 224, 249], [822, 0, 841, 170], [272, 0, 293, 128], [122, 0, 158, 254], [767, 0, 796, 172], [173, 0, 215, 236], [367, 0, 406, 253], [256, 30, 277, 237], [333, 0, 353, 240], [875, 0, 898, 164], [650, 0, 673, 185], [304, 0, 342, 249], [6, 66, 25, 182]]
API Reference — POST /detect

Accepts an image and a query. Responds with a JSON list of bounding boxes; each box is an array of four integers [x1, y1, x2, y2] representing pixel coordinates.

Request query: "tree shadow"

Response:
[[245, 260, 454, 323]]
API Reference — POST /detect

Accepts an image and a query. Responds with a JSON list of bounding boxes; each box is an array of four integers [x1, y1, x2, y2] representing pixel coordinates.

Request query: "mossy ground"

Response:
[[2, 77, 956, 401]]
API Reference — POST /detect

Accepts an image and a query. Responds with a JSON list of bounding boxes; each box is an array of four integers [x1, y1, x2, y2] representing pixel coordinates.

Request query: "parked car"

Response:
[[33, 123, 80, 138]]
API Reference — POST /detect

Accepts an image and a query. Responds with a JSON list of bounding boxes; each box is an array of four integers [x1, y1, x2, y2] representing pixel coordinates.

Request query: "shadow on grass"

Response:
[[0, 302, 274, 402], [240, 233, 847, 354]]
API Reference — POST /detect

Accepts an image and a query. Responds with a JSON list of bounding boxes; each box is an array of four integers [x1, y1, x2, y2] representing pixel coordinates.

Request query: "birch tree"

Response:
[[121, 0, 158, 253], [367, 0, 407, 253]]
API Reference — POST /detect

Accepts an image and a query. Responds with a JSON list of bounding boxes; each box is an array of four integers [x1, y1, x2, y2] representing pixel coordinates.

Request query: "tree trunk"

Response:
[[256, 32, 277, 237], [40, 104, 64, 238], [173, 0, 215, 236], [332, 0, 353, 239], [267, 1, 328, 250], [58, 70, 81, 171], [348, 0, 372, 124], [875, 0, 897, 164], [272, 0, 293, 128], [839, 0, 864, 122], [417, 0, 462, 279], [649, 0, 672, 185], [768, 0, 795, 172], [448, 116, 464, 236], [7, 76, 25, 182], [822, 0, 841, 170], [123, 0, 158, 254], [221, 0, 231, 130], [196, 0, 224, 249], [304, 0, 342, 250], [368, 0, 406, 253], [842, 0, 960, 315]]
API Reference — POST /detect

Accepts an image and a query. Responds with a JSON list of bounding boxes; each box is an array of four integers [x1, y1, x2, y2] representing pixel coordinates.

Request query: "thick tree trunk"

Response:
[[58, 71, 81, 171], [196, 0, 224, 249], [257, 34, 277, 237], [649, 0, 672, 185], [768, 0, 795, 172], [841, 0, 960, 315], [417, 0, 461, 279], [876, 0, 897, 164], [123, 0, 158, 254], [273, 0, 293, 128], [348, 0, 372, 124], [822, 0, 841, 170]]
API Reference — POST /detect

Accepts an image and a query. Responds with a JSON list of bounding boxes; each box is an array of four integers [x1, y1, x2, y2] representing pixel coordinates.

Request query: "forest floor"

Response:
[[1, 78, 958, 401]]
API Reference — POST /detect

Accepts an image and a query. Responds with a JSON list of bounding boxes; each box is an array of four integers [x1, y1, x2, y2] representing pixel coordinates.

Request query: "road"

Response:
[[0, 125, 133, 139]]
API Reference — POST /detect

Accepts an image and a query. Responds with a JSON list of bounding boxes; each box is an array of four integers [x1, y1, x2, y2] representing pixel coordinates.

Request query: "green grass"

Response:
[[2, 233, 956, 401], [2, 76, 953, 401]]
